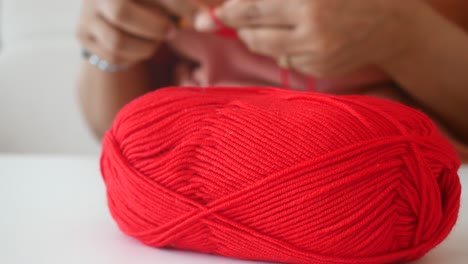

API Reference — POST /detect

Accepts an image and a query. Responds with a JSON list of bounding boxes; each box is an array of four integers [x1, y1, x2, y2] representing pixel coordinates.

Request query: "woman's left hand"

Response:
[[194, 0, 413, 78]]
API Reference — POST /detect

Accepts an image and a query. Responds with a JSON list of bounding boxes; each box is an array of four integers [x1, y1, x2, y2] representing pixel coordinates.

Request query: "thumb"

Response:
[[151, 0, 207, 24], [195, 6, 243, 39], [195, 0, 257, 32], [193, 7, 224, 32]]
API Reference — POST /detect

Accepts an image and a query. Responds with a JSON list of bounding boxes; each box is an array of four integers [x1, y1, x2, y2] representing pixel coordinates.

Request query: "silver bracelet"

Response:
[[81, 49, 127, 72]]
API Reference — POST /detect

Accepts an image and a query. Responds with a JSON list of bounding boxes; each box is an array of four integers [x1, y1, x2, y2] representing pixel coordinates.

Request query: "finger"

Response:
[[288, 55, 350, 78], [238, 28, 296, 57], [195, 0, 294, 32], [290, 56, 332, 77], [156, 0, 204, 21], [97, 0, 173, 41], [88, 15, 159, 63], [76, 22, 123, 63], [79, 32, 127, 65]]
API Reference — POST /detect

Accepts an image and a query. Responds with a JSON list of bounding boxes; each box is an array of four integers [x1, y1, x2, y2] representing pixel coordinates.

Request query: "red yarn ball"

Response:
[[100, 87, 461, 264]]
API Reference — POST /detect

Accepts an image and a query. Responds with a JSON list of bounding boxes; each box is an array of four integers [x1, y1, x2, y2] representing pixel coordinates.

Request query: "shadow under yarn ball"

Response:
[[100, 87, 461, 264]]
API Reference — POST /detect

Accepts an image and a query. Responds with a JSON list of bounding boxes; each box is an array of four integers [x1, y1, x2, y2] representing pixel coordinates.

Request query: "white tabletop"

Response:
[[0, 155, 466, 264]]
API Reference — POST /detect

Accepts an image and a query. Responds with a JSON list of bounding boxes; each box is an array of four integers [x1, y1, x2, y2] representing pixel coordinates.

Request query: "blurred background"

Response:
[[0, 0, 100, 154]]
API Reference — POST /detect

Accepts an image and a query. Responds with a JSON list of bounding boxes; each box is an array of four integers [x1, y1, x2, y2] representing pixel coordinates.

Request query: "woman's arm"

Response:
[[78, 61, 154, 140], [78, 45, 178, 139], [380, 1, 468, 143]]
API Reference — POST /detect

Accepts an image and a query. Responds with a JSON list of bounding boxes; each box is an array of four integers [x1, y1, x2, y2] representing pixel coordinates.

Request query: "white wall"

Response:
[[0, 0, 100, 154]]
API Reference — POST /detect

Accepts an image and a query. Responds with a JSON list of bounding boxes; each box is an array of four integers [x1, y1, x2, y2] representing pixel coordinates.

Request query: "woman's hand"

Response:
[[195, 0, 413, 78], [76, 0, 205, 139], [77, 0, 202, 66]]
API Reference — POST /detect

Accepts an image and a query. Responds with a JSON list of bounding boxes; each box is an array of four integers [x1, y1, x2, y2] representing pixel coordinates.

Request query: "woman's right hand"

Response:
[[77, 0, 199, 66]]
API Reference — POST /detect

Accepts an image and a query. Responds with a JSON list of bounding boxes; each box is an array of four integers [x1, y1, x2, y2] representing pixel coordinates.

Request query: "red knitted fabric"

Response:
[[100, 87, 461, 264]]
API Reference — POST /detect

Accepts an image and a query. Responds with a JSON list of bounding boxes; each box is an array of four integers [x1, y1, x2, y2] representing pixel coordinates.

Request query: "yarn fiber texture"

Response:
[[100, 87, 461, 264]]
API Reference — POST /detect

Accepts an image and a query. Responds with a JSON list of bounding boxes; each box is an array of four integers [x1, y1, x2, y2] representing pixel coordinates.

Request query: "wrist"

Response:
[[377, 1, 437, 73]]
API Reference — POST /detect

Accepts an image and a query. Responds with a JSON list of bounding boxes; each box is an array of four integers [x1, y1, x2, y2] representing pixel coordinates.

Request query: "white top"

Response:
[[0, 155, 467, 264]]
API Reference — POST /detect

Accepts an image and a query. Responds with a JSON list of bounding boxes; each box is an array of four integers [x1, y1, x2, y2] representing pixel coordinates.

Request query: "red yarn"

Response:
[[210, 7, 239, 39], [281, 68, 290, 90], [280, 68, 316, 92], [101, 87, 461, 264]]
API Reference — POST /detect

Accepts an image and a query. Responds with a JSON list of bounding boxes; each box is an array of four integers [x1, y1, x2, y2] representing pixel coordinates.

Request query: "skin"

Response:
[[195, 0, 468, 143], [381, 1, 468, 144], [77, 0, 468, 145], [77, 0, 206, 138]]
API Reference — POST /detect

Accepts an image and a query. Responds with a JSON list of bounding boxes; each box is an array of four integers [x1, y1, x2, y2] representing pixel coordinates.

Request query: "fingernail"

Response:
[[194, 10, 218, 32]]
